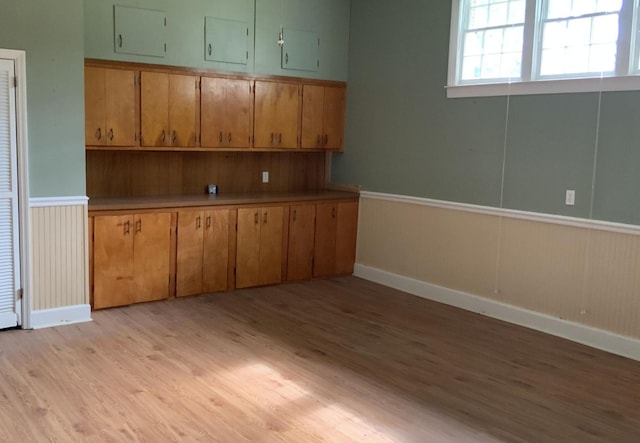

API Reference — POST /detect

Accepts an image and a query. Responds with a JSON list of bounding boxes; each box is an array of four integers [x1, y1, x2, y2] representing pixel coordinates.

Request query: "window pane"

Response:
[[460, 0, 524, 81], [508, 0, 526, 24], [488, 2, 508, 26], [547, 0, 621, 19], [469, 6, 489, 29], [539, 0, 621, 78]]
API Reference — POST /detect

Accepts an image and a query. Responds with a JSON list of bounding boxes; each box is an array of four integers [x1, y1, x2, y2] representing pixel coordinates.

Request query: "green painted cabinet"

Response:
[[239, 0, 350, 80], [114, 6, 166, 58], [205, 17, 249, 65]]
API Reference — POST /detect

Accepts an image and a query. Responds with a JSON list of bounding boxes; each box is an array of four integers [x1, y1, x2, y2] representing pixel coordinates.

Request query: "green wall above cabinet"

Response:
[[84, 0, 350, 81]]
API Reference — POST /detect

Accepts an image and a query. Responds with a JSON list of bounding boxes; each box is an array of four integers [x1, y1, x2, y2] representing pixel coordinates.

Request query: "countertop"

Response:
[[88, 190, 360, 212]]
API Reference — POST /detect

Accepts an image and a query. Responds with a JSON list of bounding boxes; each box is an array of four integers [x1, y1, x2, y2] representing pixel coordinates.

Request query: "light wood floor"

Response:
[[1, 277, 639, 442]]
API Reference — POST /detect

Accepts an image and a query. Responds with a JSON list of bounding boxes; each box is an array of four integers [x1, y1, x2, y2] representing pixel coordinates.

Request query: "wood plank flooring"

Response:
[[1, 276, 639, 442]]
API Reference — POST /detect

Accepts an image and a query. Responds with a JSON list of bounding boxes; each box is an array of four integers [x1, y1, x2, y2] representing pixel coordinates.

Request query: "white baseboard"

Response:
[[354, 264, 640, 362], [31, 305, 92, 330]]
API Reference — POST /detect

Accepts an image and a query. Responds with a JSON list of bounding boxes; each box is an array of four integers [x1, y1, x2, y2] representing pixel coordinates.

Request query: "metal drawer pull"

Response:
[[124, 221, 130, 235], [136, 220, 142, 233], [263, 212, 268, 224], [96, 128, 102, 140], [206, 216, 211, 229], [254, 212, 259, 225], [196, 216, 201, 229], [109, 128, 114, 141]]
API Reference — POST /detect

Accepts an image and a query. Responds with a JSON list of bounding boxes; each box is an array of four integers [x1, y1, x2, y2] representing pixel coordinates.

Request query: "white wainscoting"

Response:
[[29, 197, 91, 328], [355, 192, 640, 361]]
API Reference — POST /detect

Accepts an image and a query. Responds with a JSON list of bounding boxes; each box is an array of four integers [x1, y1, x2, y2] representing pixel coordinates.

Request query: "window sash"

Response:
[[451, 0, 640, 90]]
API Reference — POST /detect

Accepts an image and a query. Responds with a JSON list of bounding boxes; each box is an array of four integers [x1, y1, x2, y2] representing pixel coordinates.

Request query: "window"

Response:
[[448, 0, 640, 96]]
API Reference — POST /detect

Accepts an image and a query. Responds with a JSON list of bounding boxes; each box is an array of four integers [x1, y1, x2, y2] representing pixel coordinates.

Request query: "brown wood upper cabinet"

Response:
[[301, 85, 346, 151], [254, 81, 301, 149], [201, 77, 253, 149], [85, 67, 136, 147], [93, 212, 172, 309], [176, 209, 230, 297], [314, 201, 358, 278], [141, 72, 199, 147], [236, 206, 284, 288]]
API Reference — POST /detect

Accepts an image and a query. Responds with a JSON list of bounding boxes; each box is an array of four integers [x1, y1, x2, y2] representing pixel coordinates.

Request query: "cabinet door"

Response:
[[259, 206, 284, 285], [287, 204, 316, 281], [203, 209, 230, 293], [254, 81, 300, 148], [201, 77, 227, 148], [236, 207, 261, 288], [169, 74, 199, 147], [133, 213, 172, 303], [85, 67, 107, 146], [176, 211, 205, 297], [301, 85, 324, 149], [335, 201, 358, 275], [93, 215, 134, 309], [141, 72, 169, 146], [105, 68, 137, 146], [201, 77, 252, 149], [225, 79, 253, 148], [322, 86, 346, 151], [313, 202, 338, 278]]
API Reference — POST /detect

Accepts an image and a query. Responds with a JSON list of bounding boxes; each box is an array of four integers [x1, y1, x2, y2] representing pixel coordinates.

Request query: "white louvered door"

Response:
[[0, 59, 20, 329]]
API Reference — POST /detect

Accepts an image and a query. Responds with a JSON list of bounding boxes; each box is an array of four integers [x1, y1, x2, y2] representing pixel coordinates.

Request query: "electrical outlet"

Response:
[[262, 171, 269, 184], [565, 190, 575, 206]]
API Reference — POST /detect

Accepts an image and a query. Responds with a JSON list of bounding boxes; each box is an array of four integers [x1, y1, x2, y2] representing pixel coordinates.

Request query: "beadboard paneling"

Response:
[[357, 198, 499, 299], [497, 218, 588, 322], [358, 194, 640, 340], [31, 204, 89, 310], [583, 230, 640, 338]]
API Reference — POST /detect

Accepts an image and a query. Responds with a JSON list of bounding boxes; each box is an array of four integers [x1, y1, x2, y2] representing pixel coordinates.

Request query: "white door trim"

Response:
[[1, 49, 31, 330]]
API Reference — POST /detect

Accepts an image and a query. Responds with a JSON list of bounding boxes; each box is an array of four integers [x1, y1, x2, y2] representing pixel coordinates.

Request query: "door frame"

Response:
[[1, 49, 32, 329]]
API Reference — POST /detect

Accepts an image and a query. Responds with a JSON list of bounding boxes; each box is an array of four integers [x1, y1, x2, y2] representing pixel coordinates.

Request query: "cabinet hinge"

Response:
[[12, 76, 17, 88], [164, 43, 167, 53], [164, 17, 167, 26], [246, 28, 249, 36], [246, 51, 249, 60]]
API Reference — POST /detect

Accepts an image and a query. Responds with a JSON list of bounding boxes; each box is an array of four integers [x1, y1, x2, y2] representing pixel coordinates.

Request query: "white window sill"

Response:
[[446, 75, 640, 98]]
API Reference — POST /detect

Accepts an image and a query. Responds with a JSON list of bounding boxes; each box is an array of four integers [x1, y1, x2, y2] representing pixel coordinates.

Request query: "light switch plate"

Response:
[[565, 190, 575, 206], [262, 171, 269, 183]]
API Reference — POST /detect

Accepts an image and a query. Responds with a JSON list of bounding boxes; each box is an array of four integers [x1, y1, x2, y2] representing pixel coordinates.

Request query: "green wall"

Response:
[[0, 0, 86, 197], [333, 0, 640, 225]]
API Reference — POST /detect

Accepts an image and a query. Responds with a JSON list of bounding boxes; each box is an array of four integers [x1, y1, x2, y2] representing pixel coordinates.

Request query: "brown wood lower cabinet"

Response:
[[236, 206, 284, 288], [93, 212, 172, 309], [90, 197, 358, 308], [314, 201, 359, 277], [287, 204, 316, 281], [176, 209, 230, 297]]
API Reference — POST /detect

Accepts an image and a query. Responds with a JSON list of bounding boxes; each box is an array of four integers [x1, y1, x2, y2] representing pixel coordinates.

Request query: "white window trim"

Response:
[[447, 0, 640, 98]]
